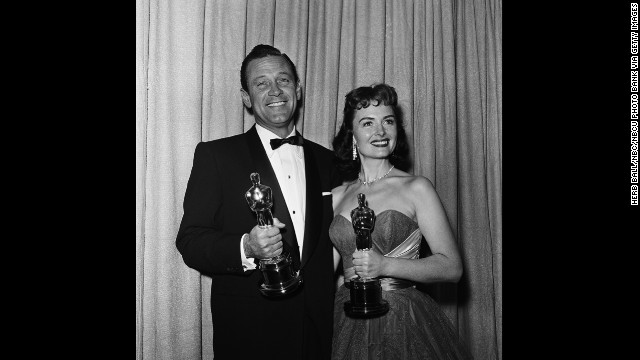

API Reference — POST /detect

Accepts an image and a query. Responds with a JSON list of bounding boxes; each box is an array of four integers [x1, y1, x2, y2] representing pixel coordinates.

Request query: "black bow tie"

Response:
[[270, 135, 304, 150]]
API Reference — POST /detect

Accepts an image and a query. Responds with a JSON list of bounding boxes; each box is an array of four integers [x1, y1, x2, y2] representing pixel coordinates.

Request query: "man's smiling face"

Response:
[[241, 55, 301, 136]]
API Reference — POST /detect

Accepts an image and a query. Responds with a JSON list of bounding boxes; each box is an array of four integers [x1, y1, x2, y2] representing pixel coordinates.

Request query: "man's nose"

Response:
[[268, 83, 283, 96]]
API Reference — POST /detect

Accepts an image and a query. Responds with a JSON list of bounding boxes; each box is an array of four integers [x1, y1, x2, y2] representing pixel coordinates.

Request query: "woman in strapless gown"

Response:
[[329, 84, 472, 360]]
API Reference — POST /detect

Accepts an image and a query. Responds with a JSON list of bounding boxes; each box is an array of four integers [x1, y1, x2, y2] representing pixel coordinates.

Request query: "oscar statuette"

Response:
[[245, 172, 303, 297], [344, 193, 389, 318]]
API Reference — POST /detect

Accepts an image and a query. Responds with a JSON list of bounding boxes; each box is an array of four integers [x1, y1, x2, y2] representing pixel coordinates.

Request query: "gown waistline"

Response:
[[344, 268, 416, 291]]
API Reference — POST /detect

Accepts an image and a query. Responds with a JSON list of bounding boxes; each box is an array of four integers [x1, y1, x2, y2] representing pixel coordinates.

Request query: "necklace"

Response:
[[359, 165, 394, 186]]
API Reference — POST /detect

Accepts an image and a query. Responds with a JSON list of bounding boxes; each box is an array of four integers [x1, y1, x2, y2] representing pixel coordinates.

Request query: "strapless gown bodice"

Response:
[[330, 210, 422, 285], [329, 210, 473, 360]]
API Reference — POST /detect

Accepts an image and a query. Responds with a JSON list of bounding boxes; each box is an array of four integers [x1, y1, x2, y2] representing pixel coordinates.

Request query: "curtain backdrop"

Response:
[[136, 0, 502, 359]]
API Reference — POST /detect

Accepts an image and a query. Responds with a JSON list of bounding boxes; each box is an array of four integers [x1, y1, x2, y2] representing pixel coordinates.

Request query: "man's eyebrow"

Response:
[[251, 75, 267, 83], [251, 72, 292, 82]]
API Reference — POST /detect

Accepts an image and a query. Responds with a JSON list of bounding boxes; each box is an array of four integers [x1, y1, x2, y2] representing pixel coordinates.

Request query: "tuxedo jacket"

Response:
[[176, 125, 340, 360]]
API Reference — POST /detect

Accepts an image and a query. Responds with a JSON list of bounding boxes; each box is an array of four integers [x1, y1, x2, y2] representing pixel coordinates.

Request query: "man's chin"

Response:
[[256, 117, 294, 128], [263, 114, 294, 125]]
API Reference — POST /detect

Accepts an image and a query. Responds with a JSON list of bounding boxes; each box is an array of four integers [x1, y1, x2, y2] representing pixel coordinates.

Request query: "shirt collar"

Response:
[[255, 124, 299, 159]]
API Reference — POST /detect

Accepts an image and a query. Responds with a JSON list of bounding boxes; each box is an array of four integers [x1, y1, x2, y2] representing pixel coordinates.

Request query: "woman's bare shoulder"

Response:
[[388, 170, 433, 190], [406, 174, 434, 191], [331, 180, 354, 197], [390, 173, 437, 208], [332, 180, 357, 211]]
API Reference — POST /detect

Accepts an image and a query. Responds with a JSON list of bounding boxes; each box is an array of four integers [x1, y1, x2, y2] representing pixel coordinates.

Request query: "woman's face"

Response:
[[352, 103, 397, 160]]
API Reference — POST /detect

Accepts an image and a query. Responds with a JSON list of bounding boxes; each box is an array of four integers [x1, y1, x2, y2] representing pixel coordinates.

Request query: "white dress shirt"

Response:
[[240, 124, 306, 270]]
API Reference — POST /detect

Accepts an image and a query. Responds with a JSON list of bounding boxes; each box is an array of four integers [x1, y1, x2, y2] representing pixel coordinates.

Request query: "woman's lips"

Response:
[[370, 139, 389, 147]]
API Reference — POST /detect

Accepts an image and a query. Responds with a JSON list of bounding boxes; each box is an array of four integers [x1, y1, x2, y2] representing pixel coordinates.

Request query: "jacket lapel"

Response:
[[300, 139, 322, 268]]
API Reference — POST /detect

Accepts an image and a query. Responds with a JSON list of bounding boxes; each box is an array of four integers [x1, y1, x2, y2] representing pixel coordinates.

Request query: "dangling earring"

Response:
[[352, 138, 358, 160]]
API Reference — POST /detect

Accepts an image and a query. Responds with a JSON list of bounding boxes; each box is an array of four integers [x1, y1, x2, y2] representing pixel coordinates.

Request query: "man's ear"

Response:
[[295, 81, 302, 101], [241, 89, 252, 108]]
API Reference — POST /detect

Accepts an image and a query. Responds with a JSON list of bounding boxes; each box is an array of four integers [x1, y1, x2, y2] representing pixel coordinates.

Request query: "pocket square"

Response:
[[322, 192, 332, 196]]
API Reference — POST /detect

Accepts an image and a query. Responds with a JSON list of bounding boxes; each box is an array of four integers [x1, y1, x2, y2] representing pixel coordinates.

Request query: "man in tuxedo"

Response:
[[176, 44, 340, 360]]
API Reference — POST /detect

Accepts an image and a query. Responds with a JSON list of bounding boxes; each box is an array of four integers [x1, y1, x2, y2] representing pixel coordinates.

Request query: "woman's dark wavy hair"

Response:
[[332, 83, 410, 181]]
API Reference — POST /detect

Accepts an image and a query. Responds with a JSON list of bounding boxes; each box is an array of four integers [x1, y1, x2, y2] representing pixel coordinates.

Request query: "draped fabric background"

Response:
[[136, 0, 502, 359]]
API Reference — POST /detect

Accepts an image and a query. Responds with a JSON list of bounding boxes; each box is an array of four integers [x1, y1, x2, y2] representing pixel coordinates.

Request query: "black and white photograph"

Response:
[[136, 0, 502, 359]]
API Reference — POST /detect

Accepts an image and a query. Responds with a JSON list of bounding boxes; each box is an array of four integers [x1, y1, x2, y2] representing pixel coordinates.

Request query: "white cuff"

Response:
[[240, 233, 257, 271]]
